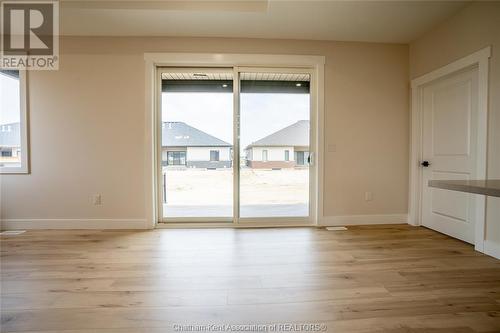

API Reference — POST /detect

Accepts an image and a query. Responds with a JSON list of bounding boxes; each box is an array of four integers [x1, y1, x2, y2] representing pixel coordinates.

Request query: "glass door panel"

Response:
[[239, 71, 311, 218], [161, 69, 234, 219]]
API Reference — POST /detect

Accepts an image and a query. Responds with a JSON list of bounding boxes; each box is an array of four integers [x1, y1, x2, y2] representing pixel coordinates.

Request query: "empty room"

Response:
[[1, 0, 500, 332]]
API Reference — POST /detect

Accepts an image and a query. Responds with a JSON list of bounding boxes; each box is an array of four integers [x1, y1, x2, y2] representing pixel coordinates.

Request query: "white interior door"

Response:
[[421, 66, 479, 244]]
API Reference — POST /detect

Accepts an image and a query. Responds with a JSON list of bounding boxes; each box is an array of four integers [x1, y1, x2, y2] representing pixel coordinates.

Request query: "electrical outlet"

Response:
[[365, 191, 373, 201], [93, 194, 102, 205]]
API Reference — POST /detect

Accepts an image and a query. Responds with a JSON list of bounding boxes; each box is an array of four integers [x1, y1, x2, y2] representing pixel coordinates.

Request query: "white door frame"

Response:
[[408, 46, 491, 252], [144, 53, 325, 228]]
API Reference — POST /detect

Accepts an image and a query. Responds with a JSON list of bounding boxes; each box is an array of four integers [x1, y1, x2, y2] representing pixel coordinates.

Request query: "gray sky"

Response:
[[0, 73, 20, 125], [162, 92, 309, 151]]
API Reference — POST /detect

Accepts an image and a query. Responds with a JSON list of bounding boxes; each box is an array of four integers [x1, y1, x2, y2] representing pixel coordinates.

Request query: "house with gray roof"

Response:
[[0, 122, 21, 165], [245, 120, 310, 169], [162, 122, 232, 169]]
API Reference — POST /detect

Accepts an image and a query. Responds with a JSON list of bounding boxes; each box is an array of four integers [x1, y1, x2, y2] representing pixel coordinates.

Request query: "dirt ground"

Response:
[[164, 168, 309, 205]]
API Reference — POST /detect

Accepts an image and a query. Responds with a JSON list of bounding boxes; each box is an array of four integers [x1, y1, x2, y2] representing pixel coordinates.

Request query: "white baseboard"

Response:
[[319, 214, 408, 226], [2, 215, 410, 230], [0, 218, 150, 230], [484, 240, 500, 260]]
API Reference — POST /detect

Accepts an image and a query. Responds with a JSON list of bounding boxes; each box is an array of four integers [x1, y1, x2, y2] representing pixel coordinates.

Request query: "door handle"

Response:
[[308, 153, 314, 166], [421, 160, 431, 167]]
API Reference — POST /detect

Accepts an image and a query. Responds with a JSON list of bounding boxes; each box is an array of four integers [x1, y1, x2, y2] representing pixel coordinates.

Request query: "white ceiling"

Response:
[[60, 0, 469, 43]]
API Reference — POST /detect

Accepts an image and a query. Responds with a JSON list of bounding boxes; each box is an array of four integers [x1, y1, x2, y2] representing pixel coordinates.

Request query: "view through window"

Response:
[[161, 70, 310, 220], [239, 72, 310, 218], [161, 71, 234, 218], [0, 70, 26, 172]]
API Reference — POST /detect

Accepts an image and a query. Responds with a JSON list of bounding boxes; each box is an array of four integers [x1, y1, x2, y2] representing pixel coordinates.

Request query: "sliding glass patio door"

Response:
[[160, 68, 234, 221], [238, 69, 312, 222], [158, 67, 315, 225]]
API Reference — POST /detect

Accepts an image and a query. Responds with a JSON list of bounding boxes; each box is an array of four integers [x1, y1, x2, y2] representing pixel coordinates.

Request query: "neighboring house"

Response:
[[245, 120, 310, 169], [0, 122, 21, 162], [162, 122, 232, 169]]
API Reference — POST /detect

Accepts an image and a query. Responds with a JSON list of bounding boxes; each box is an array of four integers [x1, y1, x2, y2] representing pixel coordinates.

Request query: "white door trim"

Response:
[[408, 46, 491, 252], [144, 53, 325, 229]]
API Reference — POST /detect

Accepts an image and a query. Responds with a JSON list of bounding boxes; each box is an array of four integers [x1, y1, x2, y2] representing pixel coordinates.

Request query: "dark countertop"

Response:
[[428, 179, 500, 197]]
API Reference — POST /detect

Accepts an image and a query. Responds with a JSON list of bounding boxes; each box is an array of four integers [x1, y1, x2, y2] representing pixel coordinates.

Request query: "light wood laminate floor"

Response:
[[1, 225, 500, 332]]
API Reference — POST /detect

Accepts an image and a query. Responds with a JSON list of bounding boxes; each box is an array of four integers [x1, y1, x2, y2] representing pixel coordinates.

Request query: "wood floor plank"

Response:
[[1, 225, 499, 332]]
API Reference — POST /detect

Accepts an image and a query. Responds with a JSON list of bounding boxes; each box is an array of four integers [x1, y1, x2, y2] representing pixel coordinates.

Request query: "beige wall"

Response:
[[410, 1, 500, 245], [0, 36, 409, 226]]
